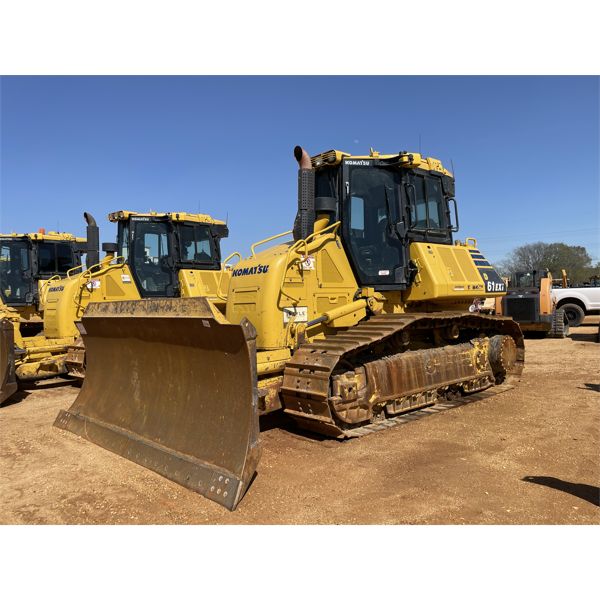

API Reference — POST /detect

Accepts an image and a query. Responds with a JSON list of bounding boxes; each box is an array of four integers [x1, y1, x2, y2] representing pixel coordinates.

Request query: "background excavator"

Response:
[[1, 210, 230, 404], [1, 230, 87, 402], [56, 145, 524, 511]]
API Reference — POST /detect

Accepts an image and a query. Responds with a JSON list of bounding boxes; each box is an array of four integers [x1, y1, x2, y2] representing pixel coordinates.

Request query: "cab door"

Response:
[[128, 218, 178, 297], [0, 239, 35, 305], [341, 161, 410, 290]]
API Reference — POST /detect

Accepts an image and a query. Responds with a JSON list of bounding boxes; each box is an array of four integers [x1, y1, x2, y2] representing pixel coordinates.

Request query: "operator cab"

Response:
[[0, 235, 83, 307], [112, 212, 228, 298], [311, 150, 458, 291], [511, 270, 549, 290]]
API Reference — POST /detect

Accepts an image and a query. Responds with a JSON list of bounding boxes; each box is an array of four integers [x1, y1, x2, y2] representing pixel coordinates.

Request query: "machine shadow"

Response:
[[522, 476, 600, 507], [0, 389, 31, 407], [259, 411, 331, 442], [581, 383, 600, 393], [21, 378, 75, 391], [569, 332, 598, 342]]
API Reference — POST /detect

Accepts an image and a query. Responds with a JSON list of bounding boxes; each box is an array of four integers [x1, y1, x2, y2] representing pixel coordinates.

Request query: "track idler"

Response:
[[54, 297, 261, 510]]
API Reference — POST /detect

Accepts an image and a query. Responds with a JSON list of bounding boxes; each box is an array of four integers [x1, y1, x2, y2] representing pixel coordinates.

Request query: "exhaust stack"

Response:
[[293, 146, 315, 241], [83, 212, 100, 270]]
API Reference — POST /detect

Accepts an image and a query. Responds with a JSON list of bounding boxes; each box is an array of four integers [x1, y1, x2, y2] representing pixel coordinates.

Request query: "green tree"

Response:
[[500, 242, 599, 285]]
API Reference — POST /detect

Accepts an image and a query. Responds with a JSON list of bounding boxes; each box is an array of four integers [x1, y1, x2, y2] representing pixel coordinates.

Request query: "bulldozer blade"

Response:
[[54, 298, 261, 511], [0, 319, 18, 405]]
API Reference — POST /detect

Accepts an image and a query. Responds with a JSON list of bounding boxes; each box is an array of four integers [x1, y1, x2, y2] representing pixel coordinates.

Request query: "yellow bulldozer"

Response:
[[1, 210, 230, 404], [1, 229, 87, 402], [56, 146, 524, 510]]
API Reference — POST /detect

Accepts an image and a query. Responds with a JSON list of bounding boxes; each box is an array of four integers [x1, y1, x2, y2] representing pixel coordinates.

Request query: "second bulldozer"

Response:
[[1, 229, 87, 403], [56, 146, 524, 511], [1, 210, 230, 403]]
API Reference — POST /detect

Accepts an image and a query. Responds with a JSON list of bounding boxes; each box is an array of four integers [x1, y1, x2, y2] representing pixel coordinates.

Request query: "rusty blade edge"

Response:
[[54, 409, 252, 511]]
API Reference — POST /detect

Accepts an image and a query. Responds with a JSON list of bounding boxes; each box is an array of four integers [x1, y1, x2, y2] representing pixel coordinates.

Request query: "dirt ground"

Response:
[[1, 319, 598, 525]]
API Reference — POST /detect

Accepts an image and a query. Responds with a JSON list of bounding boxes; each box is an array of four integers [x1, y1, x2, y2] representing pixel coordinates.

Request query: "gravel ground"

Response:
[[1, 319, 598, 524]]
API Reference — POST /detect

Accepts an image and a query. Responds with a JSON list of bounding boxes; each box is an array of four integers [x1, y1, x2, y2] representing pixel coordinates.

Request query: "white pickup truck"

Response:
[[551, 286, 600, 326]]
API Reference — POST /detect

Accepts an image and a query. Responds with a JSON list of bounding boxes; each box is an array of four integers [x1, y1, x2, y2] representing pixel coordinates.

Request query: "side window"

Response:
[[408, 174, 447, 232], [425, 178, 444, 228], [37, 243, 56, 273], [143, 230, 169, 264], [20, 247, 30, 270], [56, 243, 75, 273], [179, 224, 215, 263], [349, 196, 365, 236], [118, 222, 130, 261], [411, 176, 427, 228]]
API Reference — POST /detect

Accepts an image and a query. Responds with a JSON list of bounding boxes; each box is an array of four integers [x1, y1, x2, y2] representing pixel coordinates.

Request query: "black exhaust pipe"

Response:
[[83, 212, 100, 271], [293, 146, 315, 241]]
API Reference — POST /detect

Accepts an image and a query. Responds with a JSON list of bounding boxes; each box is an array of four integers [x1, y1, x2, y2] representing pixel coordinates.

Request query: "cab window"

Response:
[[57, 243, 75, 272], [408, 174, 447, 233], [37, 242, 76, 274], [425, 177, 444, 228], [0, 240, 31, 302], [37, 243, 55, 273], [130, 221, 174, 296], [178, 224, 217, 265], [118, 221, 130, 261], [349, 195, 365, 233]]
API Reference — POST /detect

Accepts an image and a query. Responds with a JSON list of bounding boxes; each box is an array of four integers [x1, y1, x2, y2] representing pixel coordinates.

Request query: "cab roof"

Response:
[[108, 210, 226, 226], [0, 231, 86, 243], [310, 148, 453, 177]]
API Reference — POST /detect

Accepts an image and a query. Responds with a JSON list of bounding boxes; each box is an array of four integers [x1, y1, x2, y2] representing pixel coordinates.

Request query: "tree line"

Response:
[[498, 242, 600, 286]]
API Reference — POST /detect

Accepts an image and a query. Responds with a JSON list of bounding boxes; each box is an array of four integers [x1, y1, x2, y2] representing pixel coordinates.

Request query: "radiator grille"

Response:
[[504, 297, 538, 322]]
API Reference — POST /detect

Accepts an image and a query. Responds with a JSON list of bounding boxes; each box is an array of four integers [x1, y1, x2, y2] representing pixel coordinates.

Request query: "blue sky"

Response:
[[1, 76, 598, 265]]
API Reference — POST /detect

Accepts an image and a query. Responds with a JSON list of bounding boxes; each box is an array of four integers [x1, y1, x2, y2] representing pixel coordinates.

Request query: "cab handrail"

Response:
[[250, 230, 293, 258], [278, 221, 341, 306], [217, 252, 242, 300]]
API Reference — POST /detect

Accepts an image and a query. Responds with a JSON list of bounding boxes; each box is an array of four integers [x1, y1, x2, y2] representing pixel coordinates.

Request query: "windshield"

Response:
[[0, 239, 32, 304]]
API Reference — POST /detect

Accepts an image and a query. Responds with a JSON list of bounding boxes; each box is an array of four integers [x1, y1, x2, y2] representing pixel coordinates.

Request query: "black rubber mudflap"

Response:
[[0, 319, 17, 405], [54, 297, 261, 511]]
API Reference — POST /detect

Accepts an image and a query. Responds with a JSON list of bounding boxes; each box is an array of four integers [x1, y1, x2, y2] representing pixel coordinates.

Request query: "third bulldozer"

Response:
[[56, 145, 524, 510]]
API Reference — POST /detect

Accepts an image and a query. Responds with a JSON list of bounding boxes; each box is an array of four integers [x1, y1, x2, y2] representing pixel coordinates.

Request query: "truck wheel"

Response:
[[560, 303, 585, 327], [549, 308, 569, 338]]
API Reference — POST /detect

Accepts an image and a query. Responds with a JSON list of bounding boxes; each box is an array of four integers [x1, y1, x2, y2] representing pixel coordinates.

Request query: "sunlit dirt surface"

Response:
[[1, 319, 598, 524]]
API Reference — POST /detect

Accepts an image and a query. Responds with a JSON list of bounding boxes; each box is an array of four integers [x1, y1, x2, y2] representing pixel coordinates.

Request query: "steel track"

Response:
[[281, 312, 524, 438]]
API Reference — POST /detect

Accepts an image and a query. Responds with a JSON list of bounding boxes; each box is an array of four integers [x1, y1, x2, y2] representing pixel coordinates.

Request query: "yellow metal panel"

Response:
[[319, 249, 344, 284], [178, 269, 229, 299], [316, 295, 347, 314], [404, 242, 496, 306], [225, 229, 361, 350], [453, 249, 481, 281]]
